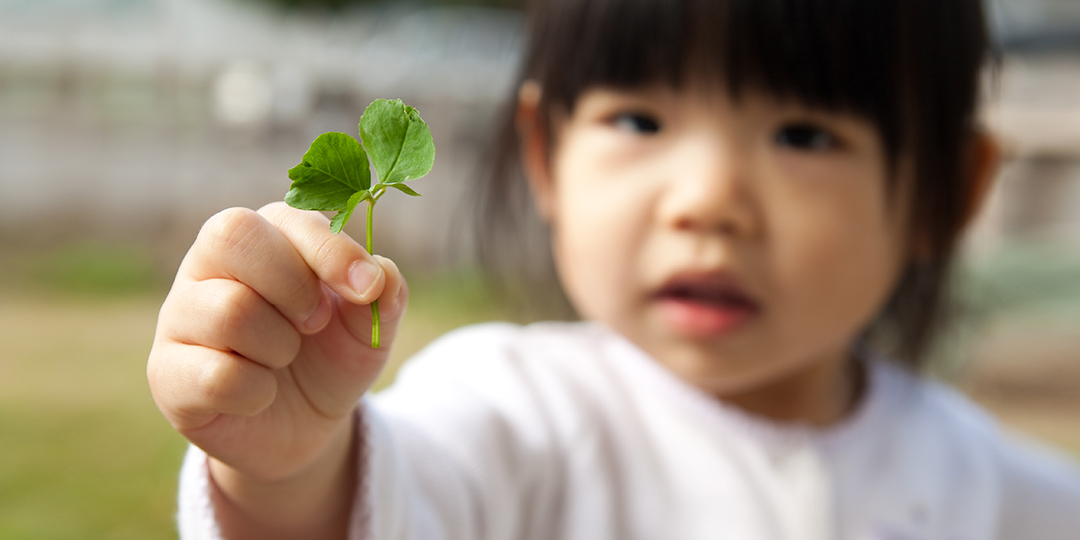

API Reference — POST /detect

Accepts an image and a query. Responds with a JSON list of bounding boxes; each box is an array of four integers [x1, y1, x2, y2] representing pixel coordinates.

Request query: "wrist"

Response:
[[209, 410, 359, 539]]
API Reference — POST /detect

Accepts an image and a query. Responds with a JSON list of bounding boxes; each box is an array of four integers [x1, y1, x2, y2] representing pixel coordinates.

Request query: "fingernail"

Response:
[[303, 292, 331, 333], [349, 259, 383, 300]]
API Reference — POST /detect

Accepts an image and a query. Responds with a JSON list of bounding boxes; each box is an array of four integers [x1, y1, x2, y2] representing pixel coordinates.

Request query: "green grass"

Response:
[[961, 240, 1080, 322], [0, 295, 185, 539], [0, 252, 512, 538], [0, 405, 186, 540], [13, 241, 161, 298]]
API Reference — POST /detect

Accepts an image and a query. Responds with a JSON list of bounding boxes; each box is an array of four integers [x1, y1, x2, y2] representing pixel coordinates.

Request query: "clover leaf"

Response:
[[285, 98, 435, 347]]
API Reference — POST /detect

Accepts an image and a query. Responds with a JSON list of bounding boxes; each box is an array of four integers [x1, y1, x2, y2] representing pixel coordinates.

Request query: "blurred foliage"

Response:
[[963, 241, 1080, 320], [0, 296, 184, 539], [0, 405, 185, 540], [928, 242, 1080, 373], [0, 267, 514, 538], [252, 0, 522, 11], [17, 241, 160, 298]]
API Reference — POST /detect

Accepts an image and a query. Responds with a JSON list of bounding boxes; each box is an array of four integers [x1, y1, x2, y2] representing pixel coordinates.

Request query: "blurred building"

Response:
[[974, 54, 1080, 253], [0, 0, 522, 268], [0, 0, 1078, 268], [969, 0, 1080, 253]]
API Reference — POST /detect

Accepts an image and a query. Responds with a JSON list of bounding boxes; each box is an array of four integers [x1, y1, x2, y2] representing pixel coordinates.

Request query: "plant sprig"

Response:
[[284, 98, 435, 348]]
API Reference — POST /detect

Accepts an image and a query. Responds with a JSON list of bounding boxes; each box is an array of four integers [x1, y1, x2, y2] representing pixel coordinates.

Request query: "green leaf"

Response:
[[386, 183, 422, 197], [284, 98, 434, 350], [285, 132, 371, 211], [329, 191, 372, 234], [359, 99, 435, 186]]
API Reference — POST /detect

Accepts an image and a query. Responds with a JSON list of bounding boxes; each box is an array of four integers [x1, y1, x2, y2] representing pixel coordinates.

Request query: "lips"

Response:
[[654, 272, 760, 338]]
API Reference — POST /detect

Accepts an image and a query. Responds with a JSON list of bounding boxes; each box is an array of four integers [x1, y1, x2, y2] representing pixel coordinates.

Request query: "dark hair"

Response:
[[475, 0, 992, 368]]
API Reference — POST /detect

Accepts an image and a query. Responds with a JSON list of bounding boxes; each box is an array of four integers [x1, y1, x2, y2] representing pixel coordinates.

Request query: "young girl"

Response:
[[148, 0, 1080, 538]]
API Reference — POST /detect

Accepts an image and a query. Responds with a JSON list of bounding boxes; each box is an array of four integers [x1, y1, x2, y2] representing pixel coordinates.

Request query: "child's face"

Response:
[[526, 84, 911, 416]]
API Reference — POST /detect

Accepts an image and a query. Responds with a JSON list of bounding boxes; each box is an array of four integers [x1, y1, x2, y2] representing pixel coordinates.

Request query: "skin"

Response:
[[520, 82, 999, 426], [146, 84, 997, 538]]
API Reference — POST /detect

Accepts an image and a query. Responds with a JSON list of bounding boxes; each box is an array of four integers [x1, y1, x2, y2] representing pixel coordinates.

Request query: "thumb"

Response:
[[290, 255, 408, 419], [257, 201, 386, 311]]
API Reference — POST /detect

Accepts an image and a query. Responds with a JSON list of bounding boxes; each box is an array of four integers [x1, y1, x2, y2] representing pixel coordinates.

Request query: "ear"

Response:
[[517, 80, 557, 222], [910, 131, 1001, 260], [960, 130, 1000, 228]]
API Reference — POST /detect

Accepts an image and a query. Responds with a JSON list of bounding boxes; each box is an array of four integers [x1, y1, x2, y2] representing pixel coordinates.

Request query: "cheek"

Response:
[[768, 180, 906, 346], [548, 137, 657, 322]]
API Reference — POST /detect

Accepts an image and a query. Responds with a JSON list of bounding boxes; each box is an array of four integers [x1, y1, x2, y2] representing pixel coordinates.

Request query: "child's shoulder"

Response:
[[878, 362, 1080, 536], [895, 363, 1078, 470]]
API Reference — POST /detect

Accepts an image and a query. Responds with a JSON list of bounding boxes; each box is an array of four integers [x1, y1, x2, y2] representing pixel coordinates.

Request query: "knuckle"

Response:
[[311, 232, 341, 275], [257, 200, 290, 217], [199, 358, 274, 416], [202, 207, 263, 260], [199, 357, 244, 408], [159, 281, 201, 329], [155, 291, 183, 338], [259, 200, 312, 233], [216, 284, 259, 337], [147, 345, 203, 419], [145, 347, 168, 396]]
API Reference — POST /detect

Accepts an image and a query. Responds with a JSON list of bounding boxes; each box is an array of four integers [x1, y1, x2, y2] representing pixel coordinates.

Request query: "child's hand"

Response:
[[147, 201, 406, 532]]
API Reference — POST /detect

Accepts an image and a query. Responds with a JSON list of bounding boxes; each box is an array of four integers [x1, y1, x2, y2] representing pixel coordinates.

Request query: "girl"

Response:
[[148, 0, 1080, 538]]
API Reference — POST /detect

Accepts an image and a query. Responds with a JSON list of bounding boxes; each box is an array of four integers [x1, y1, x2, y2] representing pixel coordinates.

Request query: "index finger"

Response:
[[180, 207, 330, 334]]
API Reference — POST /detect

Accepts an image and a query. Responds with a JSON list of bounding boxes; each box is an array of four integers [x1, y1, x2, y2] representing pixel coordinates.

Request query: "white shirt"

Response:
[[179, 322, 1080, 540]]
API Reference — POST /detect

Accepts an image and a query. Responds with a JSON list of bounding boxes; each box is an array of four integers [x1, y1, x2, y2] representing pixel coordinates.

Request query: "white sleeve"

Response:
[[176, 445, 222, 540], [356, 398, 481, 540], [356, 323, 565, 540]]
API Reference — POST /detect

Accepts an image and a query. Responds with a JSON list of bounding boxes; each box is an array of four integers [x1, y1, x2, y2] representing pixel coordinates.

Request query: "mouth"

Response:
[[654, 273, 760, 338]]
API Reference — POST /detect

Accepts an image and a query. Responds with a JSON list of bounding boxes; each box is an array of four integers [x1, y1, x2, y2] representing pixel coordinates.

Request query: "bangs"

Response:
[[529, 0, 898, 107], [524, 0, 983, 169]]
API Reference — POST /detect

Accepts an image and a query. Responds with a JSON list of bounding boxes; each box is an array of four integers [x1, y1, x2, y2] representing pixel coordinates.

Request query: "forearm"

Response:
[[208, 415, 359, 540]]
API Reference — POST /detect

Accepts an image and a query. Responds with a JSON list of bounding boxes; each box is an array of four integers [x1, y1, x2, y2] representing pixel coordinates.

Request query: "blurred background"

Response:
[[0, 0, 1078, 537]]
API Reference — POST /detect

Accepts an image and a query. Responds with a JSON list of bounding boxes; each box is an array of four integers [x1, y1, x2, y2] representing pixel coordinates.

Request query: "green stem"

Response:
[[367, 198, 380, 349]]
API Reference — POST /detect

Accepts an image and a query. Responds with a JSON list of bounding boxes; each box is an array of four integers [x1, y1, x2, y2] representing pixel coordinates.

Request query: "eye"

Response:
[[612, 112, 661, 135], [774, 123, 837, 151]]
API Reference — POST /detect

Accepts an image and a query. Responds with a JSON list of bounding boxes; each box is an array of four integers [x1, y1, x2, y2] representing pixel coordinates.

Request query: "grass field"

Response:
[[0, 295, 183, 539], [0, 250, 508, 539], [0, 241, 1077, 538]]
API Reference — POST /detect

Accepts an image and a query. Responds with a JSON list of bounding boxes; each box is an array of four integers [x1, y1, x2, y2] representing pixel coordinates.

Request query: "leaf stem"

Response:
[[367, 197, 380, 349]]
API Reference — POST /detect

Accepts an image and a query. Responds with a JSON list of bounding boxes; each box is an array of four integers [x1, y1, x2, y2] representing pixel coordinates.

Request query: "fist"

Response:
[[147, 202, 407, 481]]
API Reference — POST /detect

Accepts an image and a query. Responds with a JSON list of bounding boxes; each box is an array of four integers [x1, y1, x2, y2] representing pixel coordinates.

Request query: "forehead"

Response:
[[524, 0, 982, 179]]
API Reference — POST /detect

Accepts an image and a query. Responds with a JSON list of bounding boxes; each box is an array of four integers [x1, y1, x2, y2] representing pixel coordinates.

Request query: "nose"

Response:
[[656, 136, 758, 237]]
